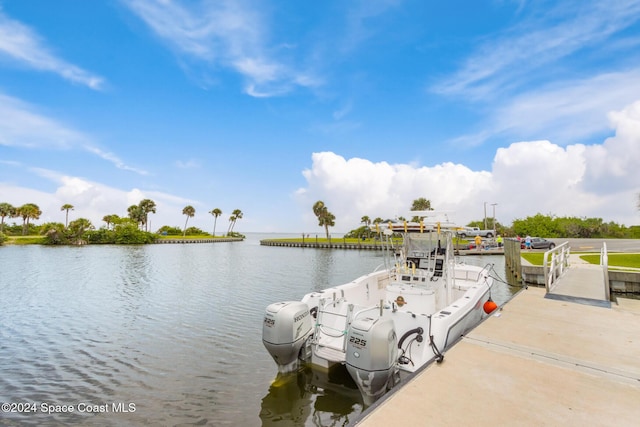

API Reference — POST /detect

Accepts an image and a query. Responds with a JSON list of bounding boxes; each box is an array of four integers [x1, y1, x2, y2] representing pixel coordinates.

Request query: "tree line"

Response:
[[314, 197, 640, 239], [0, 200, 244, 245]]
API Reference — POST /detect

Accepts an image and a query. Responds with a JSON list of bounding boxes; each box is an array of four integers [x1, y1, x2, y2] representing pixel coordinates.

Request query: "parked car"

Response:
[[521, 237, 556, 250], [456, 227, 494, 238]]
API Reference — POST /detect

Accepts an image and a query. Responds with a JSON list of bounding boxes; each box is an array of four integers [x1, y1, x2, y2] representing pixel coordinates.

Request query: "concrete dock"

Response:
[[354, 286, 640, 426], [548, 263, 608, 301]]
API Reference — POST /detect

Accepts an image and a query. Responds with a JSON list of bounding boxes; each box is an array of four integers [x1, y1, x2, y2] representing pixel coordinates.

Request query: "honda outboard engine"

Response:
[[345, 316, 398, 405], [262, 301, 313, 373]]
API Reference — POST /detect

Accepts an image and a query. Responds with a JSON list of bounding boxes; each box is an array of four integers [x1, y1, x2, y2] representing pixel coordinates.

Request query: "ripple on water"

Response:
[[0, 240, 517, 426]]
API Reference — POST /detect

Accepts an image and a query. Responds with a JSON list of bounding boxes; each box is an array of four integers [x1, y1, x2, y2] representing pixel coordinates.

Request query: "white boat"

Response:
[[262, 214, 497, 405]]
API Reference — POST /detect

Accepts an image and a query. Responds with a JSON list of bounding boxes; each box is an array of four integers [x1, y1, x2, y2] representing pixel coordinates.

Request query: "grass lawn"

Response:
[[5, 235, 45, 245], [580, 253, 640, 269], [522, 252, 640, 269], [2, 234, 236, 245]]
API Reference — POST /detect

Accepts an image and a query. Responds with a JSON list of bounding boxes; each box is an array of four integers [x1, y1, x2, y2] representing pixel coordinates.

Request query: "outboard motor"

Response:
[[262, 301, 313, 373], [345, 317, 398, 405]]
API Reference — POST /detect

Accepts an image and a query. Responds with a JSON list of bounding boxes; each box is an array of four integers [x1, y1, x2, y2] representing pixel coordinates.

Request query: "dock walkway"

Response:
[[548, 263, 607, 300], [354, 286, 640, 426]]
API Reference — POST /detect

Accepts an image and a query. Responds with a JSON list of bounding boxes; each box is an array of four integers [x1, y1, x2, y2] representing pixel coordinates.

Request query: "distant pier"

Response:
[[155, 237, 243, 244], [260, 239, 504, 255], [260, 239, 396, 251]]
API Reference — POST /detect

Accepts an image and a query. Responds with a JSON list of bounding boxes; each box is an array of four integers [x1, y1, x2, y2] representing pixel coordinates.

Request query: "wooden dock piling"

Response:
[[504, 238, 521, 281]]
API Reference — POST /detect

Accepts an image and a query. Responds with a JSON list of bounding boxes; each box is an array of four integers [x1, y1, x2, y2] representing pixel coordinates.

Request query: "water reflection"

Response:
[[0, 236, 519, 426], [259, 366, 363, 427]]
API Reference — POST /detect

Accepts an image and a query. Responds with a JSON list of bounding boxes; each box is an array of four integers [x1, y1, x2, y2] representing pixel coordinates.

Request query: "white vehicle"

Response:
[[262, 214, 496, 405], [456, 226, 494, 238]]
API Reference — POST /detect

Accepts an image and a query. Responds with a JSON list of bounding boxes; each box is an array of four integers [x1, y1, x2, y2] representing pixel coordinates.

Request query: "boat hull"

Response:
[[262, 227, 495, 404]]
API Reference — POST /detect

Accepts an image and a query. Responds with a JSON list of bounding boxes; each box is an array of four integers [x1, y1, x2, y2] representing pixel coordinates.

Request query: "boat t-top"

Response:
[[262, 212, 496, 405]]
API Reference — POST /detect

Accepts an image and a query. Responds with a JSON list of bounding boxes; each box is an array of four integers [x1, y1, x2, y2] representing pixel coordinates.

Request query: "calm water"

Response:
[[0, 234, 518, 426]]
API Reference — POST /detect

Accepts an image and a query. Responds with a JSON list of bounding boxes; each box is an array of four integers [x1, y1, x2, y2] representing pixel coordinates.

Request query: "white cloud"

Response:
[[1, 168, 195, 229], [83, 146, 149, 175], [433, 0, 640, 100], [123, 0, 319, 97], [0, 10, 104, 89], [0, 93, 87, 148], [432, 0, 640, 149], [584, 101, 640, 186], [4, 100, 639, 233], [0, 92, 147, 175], [485, 69, 640, 146], [332, 100, 353, 120], [340, 0, 402, 54], [175, 158, 201, 169], [297, 101, 640, 231], [298, 152, 493, 229]]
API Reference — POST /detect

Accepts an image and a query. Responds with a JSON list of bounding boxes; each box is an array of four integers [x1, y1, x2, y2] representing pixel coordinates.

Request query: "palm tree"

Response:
[[182, 205, 195, 237], [209, 208, 222, 236], [0, 202, 15, 233], [411, 197, 432, 211], [313, 201, 326, 218], [61, 204, 74, 228], [40, 222, 66, 244], [227, 214, 236, 235], [228, 209, 243, 234], [17, 203, 42, 235], [411, 197, 433, 222], [68, 218, 94, 244], [313, 201, 335, 239], [361, 216, 371, 227], [127, 205, 144, 229], [139, 199, 157, 231], [371, 217, 384, 233], [102, 214, 120, 230]]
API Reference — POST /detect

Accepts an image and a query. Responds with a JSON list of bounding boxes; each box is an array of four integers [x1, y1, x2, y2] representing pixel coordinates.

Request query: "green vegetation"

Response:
[[159, 234, 219, 240], [157, 225, 183, 235], [313, 201, 335, 239], [347, 212, 639, 240], [506, 213, 639, 239], [0, 198, 245, 246], [521, 253, 546, 265], [61, 204, 74, 227], [209, 208, 222, 236], [581, 253, 640, 269], [182, 205, 196, 237], [410, 197, 432, 222], [346, 197, 640, 240], [6, 235, 45, 245], [521, 252, 640, 269], [227, 209, 243, 235]]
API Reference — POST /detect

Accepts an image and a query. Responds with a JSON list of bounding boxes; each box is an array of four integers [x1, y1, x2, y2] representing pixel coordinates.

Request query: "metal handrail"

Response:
[[543, 242, 570, 292], [601, 242, 610, 300], [476, 263, 493, 282]]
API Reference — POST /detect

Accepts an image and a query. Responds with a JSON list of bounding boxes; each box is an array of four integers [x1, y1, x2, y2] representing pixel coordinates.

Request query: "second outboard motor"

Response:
[[262, 301, 313, 373], [345, 317, 398, 405]]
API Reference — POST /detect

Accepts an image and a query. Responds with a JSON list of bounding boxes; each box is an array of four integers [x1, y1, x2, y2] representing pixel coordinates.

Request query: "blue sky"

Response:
[[1, 0, 640, 233]]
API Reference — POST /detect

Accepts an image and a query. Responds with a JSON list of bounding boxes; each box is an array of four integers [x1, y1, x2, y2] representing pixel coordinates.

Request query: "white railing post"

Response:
[[544, 242, 570, 292], [601, 242, 610, 301]]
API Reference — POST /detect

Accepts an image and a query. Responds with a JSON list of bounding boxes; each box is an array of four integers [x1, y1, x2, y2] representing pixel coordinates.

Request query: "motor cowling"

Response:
[[262, 301, 313, 373], [345, 316, 398, 405]]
